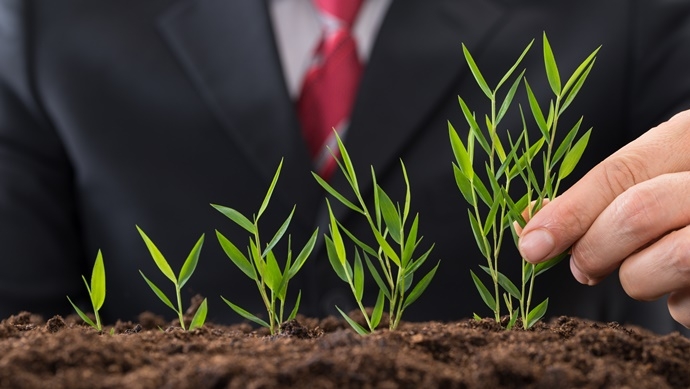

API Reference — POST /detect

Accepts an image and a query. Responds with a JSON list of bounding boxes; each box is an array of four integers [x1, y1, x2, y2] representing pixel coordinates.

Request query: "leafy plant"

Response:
[[67, 250, 106, 331], [450, 32, 599, 329], [315, 135, 440, 335], [213, 159, 319, 335], [137, 226, 208, 331]]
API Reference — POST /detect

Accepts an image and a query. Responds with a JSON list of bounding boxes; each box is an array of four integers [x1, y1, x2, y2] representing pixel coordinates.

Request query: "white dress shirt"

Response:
[[268, 0, 393, 98]]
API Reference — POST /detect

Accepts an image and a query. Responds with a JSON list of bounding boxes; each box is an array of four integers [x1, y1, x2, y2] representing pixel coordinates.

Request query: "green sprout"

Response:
[[315, 135, 439, 335], [450, 32, 599, 329], [137, 226, 208, 331], [213, 159, 319, 335], [67, 250, 106, 331]]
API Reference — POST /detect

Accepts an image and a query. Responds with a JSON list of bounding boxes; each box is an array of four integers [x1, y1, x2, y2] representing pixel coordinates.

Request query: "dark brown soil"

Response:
[[1, 311, 689, 389]]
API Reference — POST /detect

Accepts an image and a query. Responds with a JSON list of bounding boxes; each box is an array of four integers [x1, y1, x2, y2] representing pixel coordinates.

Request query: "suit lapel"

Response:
[[328, 0, 508, 221], [157, 0, 318, 226]]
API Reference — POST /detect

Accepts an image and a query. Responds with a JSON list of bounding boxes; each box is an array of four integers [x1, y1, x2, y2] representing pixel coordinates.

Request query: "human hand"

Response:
[[518, 109, 690, 327]]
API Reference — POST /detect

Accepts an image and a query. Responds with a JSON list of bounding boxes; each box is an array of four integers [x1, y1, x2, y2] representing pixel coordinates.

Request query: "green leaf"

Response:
[[534, 251, 568, 277], [506, 309, 519, 330], [312, 172, 364, 215], [482, 197, 501, 236], [363, 251, 391, 299], [372, 227, 401, 267], [471, 270, 496, 311], [449, 121, 474, 179], [211, 205, 256, 235], [401, 214, 420, 268], [480, 266, 521, 300], [325, 236, 349, 282], [561, 58, 596, 114], [551, 117, 583, 169], [468, 210, 489, 259], [90, 250, 106, 311], [263, 250, 282, 292], [137, 226, 176, 284], [487, 115, 506, 163], [288, 228, 318, 278], [525, 80, 549, 141], [257, 158, 283, 220], [221, 296, 270, 328], [462, 43, 492, 99], [377, 186, 402, 245], [178, 234, 205, 288], [403, 261, 440, 310], [67, 296, 97, 329], [453, 164, 476, 207], [338, 221, 378, 257], [189, 298, 208, 331], [287, 290, 302, 321], [403, 244, 434, 277], [458, 97, 491, 155], [472, 175, 493, 207], [497, 69, 526, 124], [216, 230, 256, 280], [263, 206, 295, 257], [336, 306, 370, 335], [353, 251, 365, 302], [542, 32, 561, 95], [333, 132, 360, 192], [326, 200, 347, 266], [562, 46, 601, 100], [370, 290, 386, 330], [526, 298, 549, 328], [139, 270, 176, 312], [495, 38, 534, 91], [401, 160, 412, 224], [558, 128, 592, 180]]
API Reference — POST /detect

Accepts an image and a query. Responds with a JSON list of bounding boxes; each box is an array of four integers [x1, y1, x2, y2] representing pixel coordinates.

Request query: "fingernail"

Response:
[[519, 229, 555, 263], [569, 257, 591, 285]]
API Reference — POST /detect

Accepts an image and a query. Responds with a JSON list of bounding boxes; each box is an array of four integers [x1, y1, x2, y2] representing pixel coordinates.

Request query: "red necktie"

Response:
[[297, 0, 364, 179]]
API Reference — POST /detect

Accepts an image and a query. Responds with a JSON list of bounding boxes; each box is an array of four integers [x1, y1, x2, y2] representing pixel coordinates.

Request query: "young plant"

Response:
[[450, 32, 599, 329], [137, 226, 208, 331], [213, 159, 318, 335], [67, 250, 106, 331], [315, 135, 439, 335]]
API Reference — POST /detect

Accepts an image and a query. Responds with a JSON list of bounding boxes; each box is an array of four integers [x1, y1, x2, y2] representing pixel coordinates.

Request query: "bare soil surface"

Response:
[[1, 310, 689, 389]]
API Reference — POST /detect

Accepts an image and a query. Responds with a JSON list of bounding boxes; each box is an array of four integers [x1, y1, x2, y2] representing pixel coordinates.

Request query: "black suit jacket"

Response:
[[1, 0, 689, 334]]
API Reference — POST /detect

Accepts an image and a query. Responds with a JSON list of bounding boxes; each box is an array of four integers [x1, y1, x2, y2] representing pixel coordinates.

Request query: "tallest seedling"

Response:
[[450, 33, 599, 329]]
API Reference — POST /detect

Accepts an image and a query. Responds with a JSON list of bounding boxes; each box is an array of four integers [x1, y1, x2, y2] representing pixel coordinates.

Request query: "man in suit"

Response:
[[1, 0, 689, 334]]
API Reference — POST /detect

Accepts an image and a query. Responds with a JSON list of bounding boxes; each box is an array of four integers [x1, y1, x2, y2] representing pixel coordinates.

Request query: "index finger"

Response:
[[518, 110, 690, 265]]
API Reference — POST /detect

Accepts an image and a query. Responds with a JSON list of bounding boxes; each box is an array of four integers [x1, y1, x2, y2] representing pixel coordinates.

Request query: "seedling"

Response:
[[315, 135, 439, 335], [450, 32, 599, 329], [67, 250, 106, 331], [213, 159, 318, 335], [137, 226, 208, 331]]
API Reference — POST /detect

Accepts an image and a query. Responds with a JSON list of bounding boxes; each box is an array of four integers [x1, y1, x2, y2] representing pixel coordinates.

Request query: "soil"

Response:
[[1, 309, 689, 389]]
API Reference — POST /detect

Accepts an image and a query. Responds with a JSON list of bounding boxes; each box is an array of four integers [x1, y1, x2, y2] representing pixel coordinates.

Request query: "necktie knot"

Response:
[[314, 0, 364, 29]]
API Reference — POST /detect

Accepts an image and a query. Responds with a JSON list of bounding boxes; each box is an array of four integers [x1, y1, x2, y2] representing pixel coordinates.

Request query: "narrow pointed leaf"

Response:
[[139, 270, 176, 312], [495, 38, 534, 91], [525, 80, 549, 141], [327, 201, 347, 265], [312, 173, 364, 214], [453, 164, 476, 207], [471, 270, 496, 310], [542, 32, 561, 95], [551, 117, 583, 169], [216, 230, 256, 280], [363, 251, 391, 299], [403, 261, 440, 310], [325, 236, 348, 282], [526, 298, 549, 328], [211, 205, 256, 234], [372, 227, 401, 267], [178, 234, 205, 288], [403, 244, 434, 277], [353, 251, 365, 301], [480, 266, 521, 300], [338, 221, 378, 257], [288, 290, 302, 321], [264, 250, 282, 292], [257, 158, 283, 219], [449, 121, 474, 178], [459, 97, 491, 155], [263, 206, 295, 257], [221, 296, 270, 328], [468, 210, 489, 258], [497, 69, 526, 125], [562, 46, 601, 98], [370, 290, 385, 329], [377, 186, 402, 244], [482, 197, 501, 235], [462, 43, 492, 99], [534, 251, 568, 277], [337, 306, 370, 335], [401, 214, 419, 267], [67, 296, 97, 329], [560, 58, 596, 114], [334, 133, 359, 191], [558, 129, 592, 180], [189, 298, 208, 330], [137, 226, 176, 283], [90, 250, 106, 311], [289, 228, 318, 278], [401, 160, 411, 224]]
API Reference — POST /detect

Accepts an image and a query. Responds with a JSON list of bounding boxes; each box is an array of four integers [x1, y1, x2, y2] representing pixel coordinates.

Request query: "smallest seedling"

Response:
[[67, 250, 106, 331], [138, 226, 208, 331]]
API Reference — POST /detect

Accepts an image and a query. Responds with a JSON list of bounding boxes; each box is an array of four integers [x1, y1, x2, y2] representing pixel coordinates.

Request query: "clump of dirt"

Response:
[[0, 311, 688, 388]]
